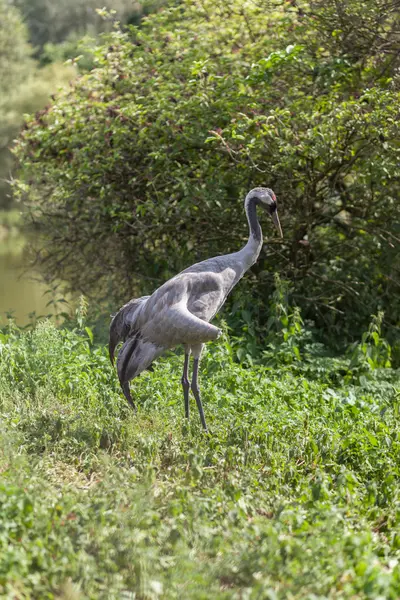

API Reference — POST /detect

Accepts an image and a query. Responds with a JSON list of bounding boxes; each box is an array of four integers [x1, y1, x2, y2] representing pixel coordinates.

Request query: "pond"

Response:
[[0, 214, 59, 326]]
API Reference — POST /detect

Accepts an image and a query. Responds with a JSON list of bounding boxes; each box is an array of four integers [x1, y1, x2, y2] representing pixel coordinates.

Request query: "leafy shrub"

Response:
[[263, 274, 309, 365], [13, 0, 400, 343], [347, 311, 392, 384], [227, 273, 311, 367]]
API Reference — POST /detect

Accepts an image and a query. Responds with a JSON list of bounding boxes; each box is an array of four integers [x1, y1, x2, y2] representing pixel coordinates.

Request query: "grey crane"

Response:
[[109, 187, 282, 432]]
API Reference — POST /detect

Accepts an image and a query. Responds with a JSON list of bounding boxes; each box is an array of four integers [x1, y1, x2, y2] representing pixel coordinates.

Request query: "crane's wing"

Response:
[[117, 302, 221, 386], [109, 295, 150, 364], [140, 302, 222, 348]]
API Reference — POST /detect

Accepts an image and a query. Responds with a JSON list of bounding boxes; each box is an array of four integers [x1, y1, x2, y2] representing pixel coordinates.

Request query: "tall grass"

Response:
[[0, 314, 399, 598]]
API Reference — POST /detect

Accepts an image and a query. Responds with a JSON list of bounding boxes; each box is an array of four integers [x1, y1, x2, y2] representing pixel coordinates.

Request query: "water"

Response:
[[0, 223, 57, 325]]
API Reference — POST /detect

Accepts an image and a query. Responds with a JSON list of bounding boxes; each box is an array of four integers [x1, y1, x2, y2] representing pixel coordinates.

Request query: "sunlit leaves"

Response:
[[0, 319, 399, 596], [13, 0, 400, 342]]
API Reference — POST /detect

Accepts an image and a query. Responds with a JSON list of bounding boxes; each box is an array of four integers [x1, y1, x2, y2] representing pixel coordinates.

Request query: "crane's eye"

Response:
[[269, 201, 277, 214]]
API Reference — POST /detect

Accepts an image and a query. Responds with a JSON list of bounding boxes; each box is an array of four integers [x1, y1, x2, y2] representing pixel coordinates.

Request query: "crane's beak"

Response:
[[271, 210, 283, 238]]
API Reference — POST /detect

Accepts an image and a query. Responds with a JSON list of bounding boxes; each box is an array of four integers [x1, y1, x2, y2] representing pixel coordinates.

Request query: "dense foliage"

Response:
[[14, 0, 400, 342], [0, 0, 35, 207], [0, 309, 399, 597]]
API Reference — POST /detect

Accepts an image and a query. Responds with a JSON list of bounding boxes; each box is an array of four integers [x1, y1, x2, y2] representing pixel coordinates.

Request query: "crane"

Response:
[[109, 187, 282, 432]]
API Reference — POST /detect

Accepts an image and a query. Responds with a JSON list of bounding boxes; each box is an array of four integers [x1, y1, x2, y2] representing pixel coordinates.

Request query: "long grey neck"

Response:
[[210, 193, 264, 295], [246, 194, 262, 242], [224, 193, 263, 282], [236, 193, 263, 268]]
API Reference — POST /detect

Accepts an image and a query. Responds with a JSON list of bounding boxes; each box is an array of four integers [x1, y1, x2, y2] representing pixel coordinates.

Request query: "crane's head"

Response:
[[247, 187, 283, 237]]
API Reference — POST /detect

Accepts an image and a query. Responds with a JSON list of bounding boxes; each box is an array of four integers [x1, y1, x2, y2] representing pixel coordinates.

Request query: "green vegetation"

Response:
[[0, 299, 399, 598], [3, 1, 400, 595], [12, 0, 169, 55], [0, 1, 167, 208], [12, 0, 169, 71], [0, 0, 76, 208], [14, 0, 400, 342]]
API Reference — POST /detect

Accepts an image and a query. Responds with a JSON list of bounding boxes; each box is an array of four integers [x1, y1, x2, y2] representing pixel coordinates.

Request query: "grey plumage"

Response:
[[109, 296, 149, 365], [110, 187, 283, 430]]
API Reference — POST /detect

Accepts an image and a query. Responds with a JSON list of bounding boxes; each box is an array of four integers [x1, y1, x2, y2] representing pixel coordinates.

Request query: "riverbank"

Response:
[[0, 209, 59, 324], [0, 320, 399, 598], [0, 209, 21, 244]]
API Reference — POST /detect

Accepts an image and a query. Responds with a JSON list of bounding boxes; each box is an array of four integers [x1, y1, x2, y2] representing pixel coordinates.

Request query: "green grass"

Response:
[[0, 320, 399, 598]]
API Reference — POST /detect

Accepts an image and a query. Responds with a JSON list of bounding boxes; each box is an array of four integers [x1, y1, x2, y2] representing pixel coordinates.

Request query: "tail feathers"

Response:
[[117, 334, 165, 384], [109, 296, 149, 364]]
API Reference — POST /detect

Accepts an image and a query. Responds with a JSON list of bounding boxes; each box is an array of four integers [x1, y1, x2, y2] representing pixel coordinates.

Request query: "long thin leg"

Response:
[[181, 351, 190, 419], [122, 381, 137, 412], [191, 354, 208, 432]]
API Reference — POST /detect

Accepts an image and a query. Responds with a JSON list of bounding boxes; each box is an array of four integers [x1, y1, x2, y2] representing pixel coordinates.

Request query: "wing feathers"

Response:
[[117, 335, 165, 383], [109, 295, 149, 364], [141, 303, 221, 348]]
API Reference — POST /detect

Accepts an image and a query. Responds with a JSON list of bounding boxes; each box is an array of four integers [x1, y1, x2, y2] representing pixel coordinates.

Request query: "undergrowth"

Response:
[[0, 299, 399, 599]]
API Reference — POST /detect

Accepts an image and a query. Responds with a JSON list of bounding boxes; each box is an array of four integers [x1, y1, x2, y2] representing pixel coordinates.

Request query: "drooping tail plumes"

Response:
[[117, 335, 164, 384], [109, 296, 149, 364]]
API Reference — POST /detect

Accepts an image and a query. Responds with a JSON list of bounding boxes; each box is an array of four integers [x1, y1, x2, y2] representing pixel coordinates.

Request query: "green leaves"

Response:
[[13, 0, 400, 343], [0, 317, 400, 597], [349, 312, 392, 377], [248, 44, 305, 84]]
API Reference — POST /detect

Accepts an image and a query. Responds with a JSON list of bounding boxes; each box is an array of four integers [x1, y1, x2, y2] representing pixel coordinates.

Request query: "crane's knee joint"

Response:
[[191, 382, 200, 395], [181, 376, 190, 389]]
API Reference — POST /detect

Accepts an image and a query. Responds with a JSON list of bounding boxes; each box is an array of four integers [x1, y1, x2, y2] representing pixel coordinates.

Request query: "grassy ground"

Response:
[[0, 319, 399, 599]]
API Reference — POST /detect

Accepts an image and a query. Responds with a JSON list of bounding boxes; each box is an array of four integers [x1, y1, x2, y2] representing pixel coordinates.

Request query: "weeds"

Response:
[[349, 311, 392, 376], [0, 291, 399, 598]]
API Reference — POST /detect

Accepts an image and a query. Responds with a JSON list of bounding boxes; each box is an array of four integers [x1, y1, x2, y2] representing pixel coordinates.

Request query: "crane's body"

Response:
[[110, 187, 282, 431]]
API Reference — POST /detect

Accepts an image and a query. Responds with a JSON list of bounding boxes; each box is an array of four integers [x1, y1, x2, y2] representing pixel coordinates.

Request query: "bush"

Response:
[[14, 0, 400, 342]]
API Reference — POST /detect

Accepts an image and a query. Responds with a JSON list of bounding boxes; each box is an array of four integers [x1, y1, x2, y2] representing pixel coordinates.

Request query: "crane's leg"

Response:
[[181, 347, 191, 419], [190, 344, 208, 432]]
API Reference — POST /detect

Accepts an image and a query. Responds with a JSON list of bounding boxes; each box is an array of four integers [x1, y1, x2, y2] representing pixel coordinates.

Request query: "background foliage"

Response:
[[0, 0, 74, 208], [0, 0, 166, 209], [13, 0, 400, 344], [12, 0, 169, 66]]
